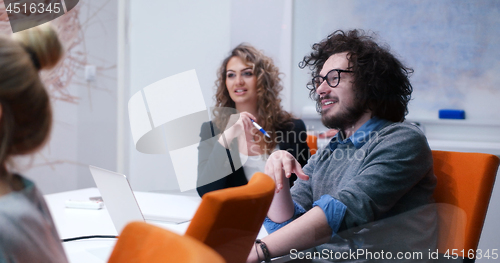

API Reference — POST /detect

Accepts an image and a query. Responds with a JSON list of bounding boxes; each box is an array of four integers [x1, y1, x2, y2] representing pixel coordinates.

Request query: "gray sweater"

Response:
[[0, 175, 68, 263], [292, 122, 438, 261]]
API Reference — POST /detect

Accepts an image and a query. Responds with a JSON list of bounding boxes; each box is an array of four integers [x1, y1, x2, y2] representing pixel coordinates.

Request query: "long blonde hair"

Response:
[[0, 23, 63, 179], [213, 44, 293, 153]]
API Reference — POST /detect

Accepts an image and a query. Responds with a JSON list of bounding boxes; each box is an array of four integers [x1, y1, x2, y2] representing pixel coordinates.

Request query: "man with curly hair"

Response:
[[247, 30, 438, 263]]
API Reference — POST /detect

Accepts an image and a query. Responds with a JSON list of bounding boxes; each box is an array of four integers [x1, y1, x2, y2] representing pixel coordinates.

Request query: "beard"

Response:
[[318, 96, 366, 131]]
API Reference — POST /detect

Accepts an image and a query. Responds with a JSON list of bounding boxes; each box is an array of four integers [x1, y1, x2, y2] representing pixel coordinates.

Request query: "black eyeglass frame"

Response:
[[310, 69, 353, 90]]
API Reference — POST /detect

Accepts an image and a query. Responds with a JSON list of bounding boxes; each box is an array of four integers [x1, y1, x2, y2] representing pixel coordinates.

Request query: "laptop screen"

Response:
[[89, 165, 144, 233]]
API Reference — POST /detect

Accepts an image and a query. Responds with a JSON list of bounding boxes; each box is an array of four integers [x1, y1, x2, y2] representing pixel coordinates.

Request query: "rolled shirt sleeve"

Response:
[[263, 195, 347, 240], [263, 201, 306, 234], [312, 194, 347, 238]]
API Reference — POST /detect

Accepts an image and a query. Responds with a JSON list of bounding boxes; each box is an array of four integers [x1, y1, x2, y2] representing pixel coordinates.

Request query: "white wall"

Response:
[[75, 1, 119, 190], [19, 0, 119, 194], [126, 0, 294, 192], [229, 0, 293, 112], [17, 0, 294, 194], [292, 0, 500, 124], [127, 0, 231, 191]]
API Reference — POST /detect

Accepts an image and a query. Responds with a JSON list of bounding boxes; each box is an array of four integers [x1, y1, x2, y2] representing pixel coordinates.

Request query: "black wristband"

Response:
[[255, 239, 271, 263], [255, 242, 262, 262]]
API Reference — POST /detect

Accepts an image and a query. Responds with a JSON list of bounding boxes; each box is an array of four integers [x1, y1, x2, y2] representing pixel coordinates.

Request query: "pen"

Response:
[[251, 119, 271, 138]]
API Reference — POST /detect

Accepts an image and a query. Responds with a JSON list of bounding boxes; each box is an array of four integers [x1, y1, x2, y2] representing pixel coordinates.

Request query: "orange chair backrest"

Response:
[[307, 134, 318, 155], [108, 221, 225, 263], [432, 150, 499, 258], [185, 172, 275, 263]]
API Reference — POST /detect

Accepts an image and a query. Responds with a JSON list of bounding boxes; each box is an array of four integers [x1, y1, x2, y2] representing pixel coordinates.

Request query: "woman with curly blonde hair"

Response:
[[197, 43, 310, 197]]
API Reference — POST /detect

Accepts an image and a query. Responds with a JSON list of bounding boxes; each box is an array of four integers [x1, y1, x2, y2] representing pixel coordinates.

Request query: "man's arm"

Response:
[[247, 150, 332, 262], [264, 150, 309, 223], [331, 124, 434, 230], [247, 206, 332, 263]]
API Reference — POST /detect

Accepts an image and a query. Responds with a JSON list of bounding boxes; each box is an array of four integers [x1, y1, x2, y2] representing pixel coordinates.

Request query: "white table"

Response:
[[44, 188, 275, 263], [44, 188, 203, 262]]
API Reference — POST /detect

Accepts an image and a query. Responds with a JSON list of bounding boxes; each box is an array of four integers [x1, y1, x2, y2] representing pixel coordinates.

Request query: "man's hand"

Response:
[[265, 150, 309, 193]]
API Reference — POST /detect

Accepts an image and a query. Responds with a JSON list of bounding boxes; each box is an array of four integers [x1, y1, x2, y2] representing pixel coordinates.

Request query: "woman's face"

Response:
[[225, 56, 258, 108]]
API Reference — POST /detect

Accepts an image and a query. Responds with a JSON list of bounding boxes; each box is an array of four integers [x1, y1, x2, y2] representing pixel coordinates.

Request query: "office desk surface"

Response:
[[44, 188, 272, 263], [44, 188, 202, 263]]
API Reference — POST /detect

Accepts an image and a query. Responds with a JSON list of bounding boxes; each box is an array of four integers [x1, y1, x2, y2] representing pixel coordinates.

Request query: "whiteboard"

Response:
[[292, 0, 500, 122]]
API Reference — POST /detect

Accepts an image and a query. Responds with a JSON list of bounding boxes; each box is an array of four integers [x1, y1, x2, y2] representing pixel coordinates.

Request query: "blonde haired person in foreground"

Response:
[[0, 24, 66, 263]]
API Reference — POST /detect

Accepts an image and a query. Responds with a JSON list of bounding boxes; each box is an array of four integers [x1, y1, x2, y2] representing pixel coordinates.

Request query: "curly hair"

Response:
[[213, 43, 293, 153], [299, 29, 413, 122]]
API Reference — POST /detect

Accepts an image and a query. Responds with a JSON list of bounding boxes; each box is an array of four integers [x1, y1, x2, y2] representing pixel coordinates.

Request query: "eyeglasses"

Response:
[[310, 69, 353, 90]]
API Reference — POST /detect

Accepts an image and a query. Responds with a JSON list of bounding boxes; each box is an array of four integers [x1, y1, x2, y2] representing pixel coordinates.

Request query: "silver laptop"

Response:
[[89, 165, 190, 233]]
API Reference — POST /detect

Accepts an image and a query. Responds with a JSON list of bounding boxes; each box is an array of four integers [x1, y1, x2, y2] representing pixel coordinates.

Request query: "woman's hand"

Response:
[[265, 150, 309, 193], [218, 112, 258, 148]]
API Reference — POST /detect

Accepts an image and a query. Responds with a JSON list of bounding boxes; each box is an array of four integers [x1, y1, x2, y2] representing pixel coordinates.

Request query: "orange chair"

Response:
[[185, 172, 275, 263], [432, 150, 499, 262], [108, 221, 225, 263], [306, 134, 318, 155]]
